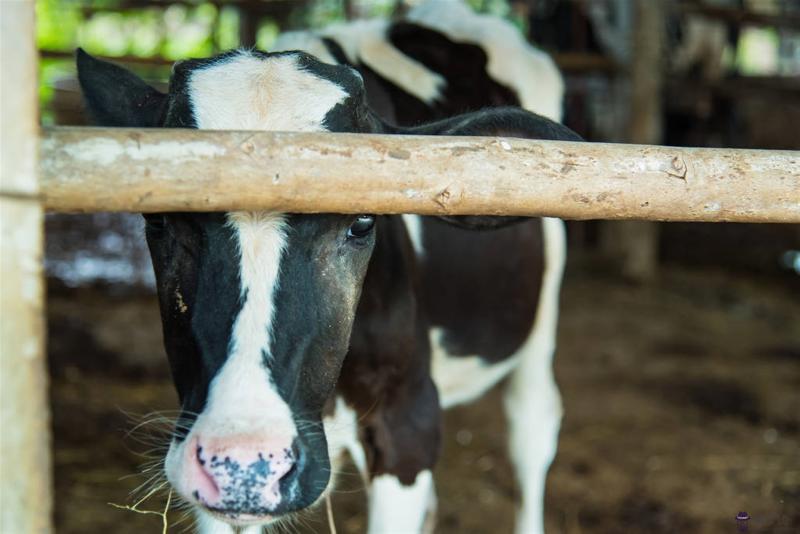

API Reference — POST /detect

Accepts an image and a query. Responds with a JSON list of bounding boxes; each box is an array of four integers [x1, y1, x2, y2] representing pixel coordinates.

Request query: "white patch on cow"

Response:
[[430, 327, 519, 409], [315, 20, 445, 105], [164, 213, 296, 508], [324, 397, 368, 481], [368, 471, 437, 534], [271, 31, 338, 64], [406, 0, 564, 121], [196, 214, 290, 436], [504, 217, 566, 534], [188, 50, 348, 132], [402, 214, 425, 257], [430, 216, 566, 414], [195, 512, 263, 534]]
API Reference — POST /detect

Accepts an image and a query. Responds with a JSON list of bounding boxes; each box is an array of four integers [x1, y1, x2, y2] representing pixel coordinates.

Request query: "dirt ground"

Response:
[[47, 264, 800, 534]]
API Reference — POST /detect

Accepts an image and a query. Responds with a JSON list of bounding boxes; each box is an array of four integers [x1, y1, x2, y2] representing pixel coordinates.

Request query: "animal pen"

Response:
[[1, 2, 799, 532]]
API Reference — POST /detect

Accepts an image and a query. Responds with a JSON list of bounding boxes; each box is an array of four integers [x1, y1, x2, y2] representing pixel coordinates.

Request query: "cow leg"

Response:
[[367, 470, 437, 534], [503, 217, 566, 534]]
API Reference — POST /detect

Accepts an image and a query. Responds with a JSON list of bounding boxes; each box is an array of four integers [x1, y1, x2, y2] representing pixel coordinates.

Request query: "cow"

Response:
[[75, 6, 580, 534], [272, 0, 564, 125]]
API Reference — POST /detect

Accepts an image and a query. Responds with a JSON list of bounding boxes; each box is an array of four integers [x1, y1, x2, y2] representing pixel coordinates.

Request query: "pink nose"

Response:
[[186, 435, 297, 515]]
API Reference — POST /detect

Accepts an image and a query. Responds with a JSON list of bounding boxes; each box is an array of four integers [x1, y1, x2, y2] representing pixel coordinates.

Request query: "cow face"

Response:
[[78, 49, 378, 526]]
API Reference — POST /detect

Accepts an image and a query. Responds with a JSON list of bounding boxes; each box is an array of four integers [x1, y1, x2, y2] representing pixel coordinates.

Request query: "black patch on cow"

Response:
[[144, 213, 244, 435], [352, 61, 431, 126], [321, 37, 349, 65], [340, 216, 442, 484], [321, 22, 525, 128], [420, 217, 545, 362], [268, 214, 376, 503], [388, 22, 520, 121]]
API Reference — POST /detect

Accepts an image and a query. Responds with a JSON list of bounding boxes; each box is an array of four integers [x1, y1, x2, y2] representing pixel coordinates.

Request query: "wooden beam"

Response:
[[606, 0, 666, 282], [39, 49, 173, 66], [678, 2, 800, 31], [39, 49, 622, 76], [0, 1, 52, 532], [38, 127, 800, 223], [551, 52, 619, 74]]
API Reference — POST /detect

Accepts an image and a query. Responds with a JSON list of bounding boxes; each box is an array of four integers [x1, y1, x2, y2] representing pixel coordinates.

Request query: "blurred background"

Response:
[[39, 1, 799, 533]]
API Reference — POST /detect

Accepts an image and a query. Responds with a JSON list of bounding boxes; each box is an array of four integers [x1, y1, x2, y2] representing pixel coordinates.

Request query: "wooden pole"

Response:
[[0, 1, 52, 532], [607, 0, 666, 282], [39, 128, 799, 222]]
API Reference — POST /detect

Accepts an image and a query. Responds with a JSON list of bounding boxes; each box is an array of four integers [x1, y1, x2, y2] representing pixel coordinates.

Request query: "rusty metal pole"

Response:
[[0, 1, 52, 532]]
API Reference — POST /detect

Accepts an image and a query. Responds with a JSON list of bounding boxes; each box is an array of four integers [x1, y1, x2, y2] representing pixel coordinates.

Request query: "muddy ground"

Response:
[[48, 264, 799, 534]]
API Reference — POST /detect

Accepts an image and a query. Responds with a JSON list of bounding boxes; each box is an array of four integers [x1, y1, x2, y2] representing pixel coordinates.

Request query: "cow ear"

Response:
[[76, 48, 167, 127], [400, 107, 583, 230]]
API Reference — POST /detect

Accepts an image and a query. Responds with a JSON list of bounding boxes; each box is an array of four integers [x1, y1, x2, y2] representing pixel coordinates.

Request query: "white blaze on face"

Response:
[[188, 50, 348, 132], [203, 212, 291, 436], [165, 50, 350, 500]]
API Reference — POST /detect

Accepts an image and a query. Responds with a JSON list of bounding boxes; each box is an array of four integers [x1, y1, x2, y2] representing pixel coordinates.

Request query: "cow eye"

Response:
[[347, 215, 375, 239]]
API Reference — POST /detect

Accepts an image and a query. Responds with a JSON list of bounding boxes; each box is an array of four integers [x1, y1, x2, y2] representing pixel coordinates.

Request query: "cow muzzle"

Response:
[[175, 433, 303, 523]]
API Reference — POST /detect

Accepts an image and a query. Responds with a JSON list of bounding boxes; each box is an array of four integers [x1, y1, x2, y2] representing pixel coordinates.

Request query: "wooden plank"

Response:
[[38, 127, 800, 222], [0, 1, 52, 532], [39, 50, 619, 75]]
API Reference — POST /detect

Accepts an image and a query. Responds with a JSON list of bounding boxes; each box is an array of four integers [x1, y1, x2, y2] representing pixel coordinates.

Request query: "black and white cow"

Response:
[[272, 0, 564, 125], [76, 3, 578, 534]]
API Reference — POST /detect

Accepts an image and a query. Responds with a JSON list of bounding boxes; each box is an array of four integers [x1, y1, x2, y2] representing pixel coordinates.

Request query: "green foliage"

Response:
[[36, 0, 83, 51], [37, 0, 235, 59], [737, 27, 780, 76], [35, 0, 521, 122], [160, 3, 218, 59], [257, 20, 281, 51], [295, 0, 346, 29], [215, 6, 240, 51]]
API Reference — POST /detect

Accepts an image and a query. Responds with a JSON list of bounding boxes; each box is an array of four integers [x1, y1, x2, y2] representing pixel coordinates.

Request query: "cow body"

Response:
[[77, 1, 575, 533], [273, 0, 563, 124]]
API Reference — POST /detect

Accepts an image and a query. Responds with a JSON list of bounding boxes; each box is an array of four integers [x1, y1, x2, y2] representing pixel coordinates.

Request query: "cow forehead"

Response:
[[187, 51, 350, 132]]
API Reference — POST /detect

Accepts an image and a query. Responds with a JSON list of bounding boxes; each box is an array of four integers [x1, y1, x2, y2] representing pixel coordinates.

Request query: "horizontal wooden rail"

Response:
[[35, 127, 800, 222]]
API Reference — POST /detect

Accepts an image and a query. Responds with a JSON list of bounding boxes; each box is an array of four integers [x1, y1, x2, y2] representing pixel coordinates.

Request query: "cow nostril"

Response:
[[279, 442, 303, 484], [282, 457, 298, 481]]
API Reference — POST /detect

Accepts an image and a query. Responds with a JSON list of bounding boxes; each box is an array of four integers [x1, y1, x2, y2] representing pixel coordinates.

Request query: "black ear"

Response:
[[76, 48, 167, 127], [400, 107, 584, 230]]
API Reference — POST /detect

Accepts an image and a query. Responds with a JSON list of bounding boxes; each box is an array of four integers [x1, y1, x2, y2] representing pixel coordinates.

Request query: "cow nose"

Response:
[[189, 435, 299, 515]]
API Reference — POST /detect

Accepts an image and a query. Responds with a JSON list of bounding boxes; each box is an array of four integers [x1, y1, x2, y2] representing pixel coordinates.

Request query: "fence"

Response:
[[1, 2, 799, 532]]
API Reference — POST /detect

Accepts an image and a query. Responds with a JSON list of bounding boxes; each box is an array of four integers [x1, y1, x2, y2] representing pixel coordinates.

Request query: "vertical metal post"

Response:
[[0, 1, 52, 532]]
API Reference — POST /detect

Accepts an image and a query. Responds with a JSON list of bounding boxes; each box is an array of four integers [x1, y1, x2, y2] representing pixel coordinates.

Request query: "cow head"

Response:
[[77, 49, 380, 527]]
